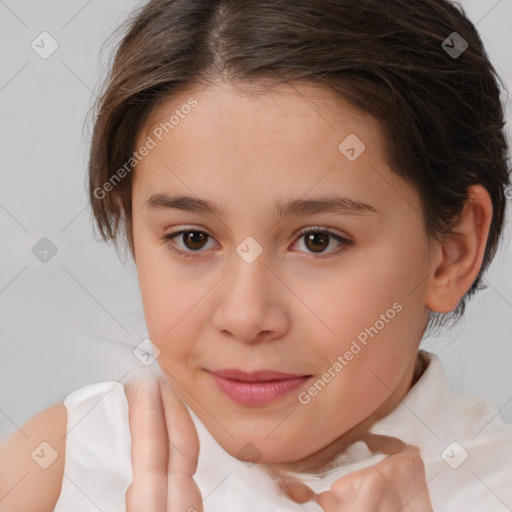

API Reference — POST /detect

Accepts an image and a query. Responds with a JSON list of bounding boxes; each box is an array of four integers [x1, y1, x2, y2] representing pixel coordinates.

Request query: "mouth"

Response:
[[209, 369, 313, 406]]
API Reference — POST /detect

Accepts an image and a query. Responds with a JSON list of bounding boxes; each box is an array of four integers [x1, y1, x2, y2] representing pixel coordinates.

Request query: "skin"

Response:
[[125, 378, 433, 511], [0, 80, 493, 512], [125, 79, 492, 510]]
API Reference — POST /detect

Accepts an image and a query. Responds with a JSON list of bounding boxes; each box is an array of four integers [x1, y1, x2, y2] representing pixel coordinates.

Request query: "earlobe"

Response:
[[425, 184, 493, 314]]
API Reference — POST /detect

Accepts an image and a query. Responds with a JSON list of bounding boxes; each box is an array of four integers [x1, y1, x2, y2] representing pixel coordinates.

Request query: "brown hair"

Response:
[[87, 0, 510, 333]]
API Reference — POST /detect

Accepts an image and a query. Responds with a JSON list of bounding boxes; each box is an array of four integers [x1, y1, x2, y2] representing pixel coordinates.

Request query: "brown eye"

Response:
[[181, 231, 209, 250], [292, 227, 353, 257], [304, 232, 330, 253], [162, 230, 216, 257], [162, 226, 352, 260]]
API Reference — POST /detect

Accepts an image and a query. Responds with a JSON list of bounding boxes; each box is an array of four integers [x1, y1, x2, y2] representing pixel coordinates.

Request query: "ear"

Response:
[[425, 184, 493, 314]]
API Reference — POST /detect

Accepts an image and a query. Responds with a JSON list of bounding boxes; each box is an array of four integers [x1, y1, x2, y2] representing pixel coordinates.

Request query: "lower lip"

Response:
[[211, 374, 311, 406]]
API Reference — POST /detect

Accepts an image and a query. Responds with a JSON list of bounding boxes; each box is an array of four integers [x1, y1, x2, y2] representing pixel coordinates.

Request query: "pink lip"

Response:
[[210, 369, 312, 406]]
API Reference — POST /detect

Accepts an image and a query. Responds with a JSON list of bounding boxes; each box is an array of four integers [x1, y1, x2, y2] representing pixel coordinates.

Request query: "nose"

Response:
[[212, 248, 289, 344]]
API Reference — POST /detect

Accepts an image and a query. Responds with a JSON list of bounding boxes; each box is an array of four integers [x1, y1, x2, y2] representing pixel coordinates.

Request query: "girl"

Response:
[[1, 0, 511, 510]]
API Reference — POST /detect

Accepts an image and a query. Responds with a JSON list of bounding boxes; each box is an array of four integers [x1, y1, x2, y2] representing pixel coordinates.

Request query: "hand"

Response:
[[124, 377, 203, 512], [316, 433, 433, 512]]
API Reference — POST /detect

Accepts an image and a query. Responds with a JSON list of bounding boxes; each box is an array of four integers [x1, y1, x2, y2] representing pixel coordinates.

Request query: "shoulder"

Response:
[[0, 379, 135, 512], [52, 379, 135, 512], [58, 379, 133, 474], [0, 403, 67, 512]]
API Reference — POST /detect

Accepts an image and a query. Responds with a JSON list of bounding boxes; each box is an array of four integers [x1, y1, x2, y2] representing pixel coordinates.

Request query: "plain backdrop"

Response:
[[1, 0, 511, 441]]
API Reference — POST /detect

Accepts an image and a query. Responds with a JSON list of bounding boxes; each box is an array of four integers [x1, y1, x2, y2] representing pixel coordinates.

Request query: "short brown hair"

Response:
[[87, 0, 510, 332]]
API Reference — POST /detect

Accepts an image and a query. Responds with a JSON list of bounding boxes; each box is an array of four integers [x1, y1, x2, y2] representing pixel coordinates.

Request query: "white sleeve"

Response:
[[53, 381, 133, 512]]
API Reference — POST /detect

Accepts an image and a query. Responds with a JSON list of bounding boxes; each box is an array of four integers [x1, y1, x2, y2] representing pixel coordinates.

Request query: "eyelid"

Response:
[[163, 226, 218, 259], [294, 225, 350, 240], [290, 225, 353, 258], [162, 225, 353, 259], [164, 224, 350, 240]]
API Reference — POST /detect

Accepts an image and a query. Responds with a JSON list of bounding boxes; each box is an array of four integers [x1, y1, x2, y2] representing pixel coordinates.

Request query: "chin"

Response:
[[217, 433, 314, 466]]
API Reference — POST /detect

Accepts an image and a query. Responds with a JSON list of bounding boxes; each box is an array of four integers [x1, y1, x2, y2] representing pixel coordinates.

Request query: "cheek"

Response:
[[309, 247, 420, 387], [134, 238, 182, 338], [311, 258, 402, 346], [134, 240, 210, 367]]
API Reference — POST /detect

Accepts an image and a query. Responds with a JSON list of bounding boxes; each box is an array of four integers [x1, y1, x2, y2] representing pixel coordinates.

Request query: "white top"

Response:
[[53, 351, 512, 511]]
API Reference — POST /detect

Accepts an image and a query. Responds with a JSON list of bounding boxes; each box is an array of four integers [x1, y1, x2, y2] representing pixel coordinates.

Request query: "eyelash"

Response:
[[161, 226, 353, 260]]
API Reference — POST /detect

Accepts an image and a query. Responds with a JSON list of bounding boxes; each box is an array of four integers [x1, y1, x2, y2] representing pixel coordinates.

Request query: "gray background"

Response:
[[1, 0, 511, 440]]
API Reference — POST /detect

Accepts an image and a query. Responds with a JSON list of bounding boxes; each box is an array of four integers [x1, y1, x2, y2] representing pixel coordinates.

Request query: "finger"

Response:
[[350, 433, 431, 509], [316, 437, 432, 512], [276, 476, 317, 504], [159, 379, 203, 512], [317, 472, 401, 512], [350, 434, 431, 509], [376, 447, 432, 511], [125, 378, 169, 511], [355, 432, 407, 456], [159, 379, 199, 476], [315, 488, 342, 511]]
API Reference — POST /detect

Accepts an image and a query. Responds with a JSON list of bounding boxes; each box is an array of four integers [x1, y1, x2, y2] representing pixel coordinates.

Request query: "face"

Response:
[[131, 80, 435, 467]]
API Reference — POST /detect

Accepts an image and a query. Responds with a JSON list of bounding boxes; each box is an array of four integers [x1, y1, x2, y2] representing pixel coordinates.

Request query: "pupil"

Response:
[[305, 232, 328, 252], [185, 231, 207, 250], [182, 232, 330, 253]]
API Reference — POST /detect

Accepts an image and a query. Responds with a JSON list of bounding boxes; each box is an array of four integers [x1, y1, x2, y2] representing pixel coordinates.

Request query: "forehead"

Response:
[[131, 79, 421, 227], [141, 79, 381, 147]]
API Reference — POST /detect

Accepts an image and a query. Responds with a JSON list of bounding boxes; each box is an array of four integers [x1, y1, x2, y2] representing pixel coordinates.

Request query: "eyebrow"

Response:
[[144, 193, 377, 217]]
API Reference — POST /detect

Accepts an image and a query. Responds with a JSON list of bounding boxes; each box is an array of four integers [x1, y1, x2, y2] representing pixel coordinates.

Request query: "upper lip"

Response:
[[210, 369, 310, 382]]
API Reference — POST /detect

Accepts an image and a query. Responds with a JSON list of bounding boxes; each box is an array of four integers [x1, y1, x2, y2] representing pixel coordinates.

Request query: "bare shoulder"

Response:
[[0, 403, 67, 512]]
